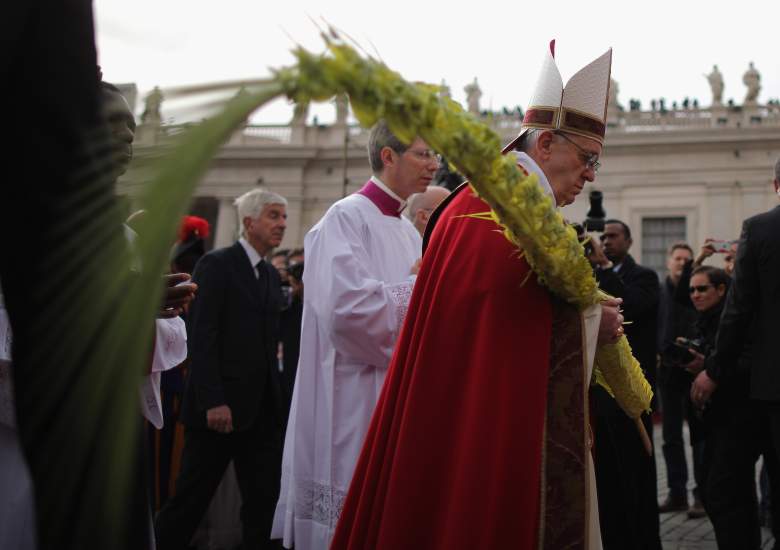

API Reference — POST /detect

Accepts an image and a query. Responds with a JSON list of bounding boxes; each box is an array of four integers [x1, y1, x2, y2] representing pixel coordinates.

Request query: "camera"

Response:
[[584, 190, 606, 233], [664, 337, 705, 365], [571, 223, 594, 257], [571, 190, 606, 258]]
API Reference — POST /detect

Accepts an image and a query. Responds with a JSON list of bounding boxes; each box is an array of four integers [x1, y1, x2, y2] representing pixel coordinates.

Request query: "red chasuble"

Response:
[[332, 186, 564, 549]]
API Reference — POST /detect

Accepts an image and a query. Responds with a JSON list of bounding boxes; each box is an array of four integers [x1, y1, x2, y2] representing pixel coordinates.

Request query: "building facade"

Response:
[[117, 85, 780, 277]]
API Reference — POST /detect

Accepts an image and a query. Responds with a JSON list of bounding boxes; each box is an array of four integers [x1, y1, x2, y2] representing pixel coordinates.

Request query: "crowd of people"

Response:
[[3, 14, 780, 550]]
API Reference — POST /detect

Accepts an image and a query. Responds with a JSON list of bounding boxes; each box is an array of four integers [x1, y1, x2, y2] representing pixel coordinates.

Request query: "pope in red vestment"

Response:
[[332, 41, 616, 549], [331, 182, 593, 549]]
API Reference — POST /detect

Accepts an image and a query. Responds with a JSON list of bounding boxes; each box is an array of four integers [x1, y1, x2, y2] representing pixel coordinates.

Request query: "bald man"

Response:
[[406, 185, 451, 236]]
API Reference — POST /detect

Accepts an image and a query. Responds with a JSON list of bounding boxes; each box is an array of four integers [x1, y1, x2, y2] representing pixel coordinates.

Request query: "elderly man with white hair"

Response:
[[156, 188, 289, 550], [406, 185, 451, 237]]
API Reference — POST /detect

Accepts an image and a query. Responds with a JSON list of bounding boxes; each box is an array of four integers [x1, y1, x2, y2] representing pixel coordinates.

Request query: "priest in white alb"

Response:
[[271, 120, 439, 549]]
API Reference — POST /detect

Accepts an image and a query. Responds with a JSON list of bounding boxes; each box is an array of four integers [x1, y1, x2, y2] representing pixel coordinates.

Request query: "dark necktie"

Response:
[[255, 259, 265, 280]]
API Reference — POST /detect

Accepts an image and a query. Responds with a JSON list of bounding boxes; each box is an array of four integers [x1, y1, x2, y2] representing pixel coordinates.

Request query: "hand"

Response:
[[690, 370, 717, 408], [206, 405, 234, 434], [682, 350, 705, 374], [159, 273, 197, 318], [694, 239, 716, 266], [598, 297, 624, 345], [410, 258, 422, 275], [588, 237, 612, 269]]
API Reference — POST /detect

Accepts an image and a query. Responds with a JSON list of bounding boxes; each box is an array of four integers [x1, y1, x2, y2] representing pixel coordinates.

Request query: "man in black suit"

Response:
[[589, 219, 662, 550], [155, 188, 288, 550], [691, 159, 780, 550], [691, 158, 780, 417]]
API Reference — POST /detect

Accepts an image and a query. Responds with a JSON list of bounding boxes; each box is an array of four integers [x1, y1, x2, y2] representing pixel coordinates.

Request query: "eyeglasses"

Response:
[[689, 284, 714, 294], [554, 132, 601, 172], [406, 148, 442, 164]]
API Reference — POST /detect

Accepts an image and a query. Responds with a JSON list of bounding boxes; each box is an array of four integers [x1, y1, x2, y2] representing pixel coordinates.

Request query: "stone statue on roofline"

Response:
[[608, 77, 621, 111], [464, 77, 482, 115], [743, 62, 761, 105], [705, 65, 724, 107], [141, 86, 164, 125]]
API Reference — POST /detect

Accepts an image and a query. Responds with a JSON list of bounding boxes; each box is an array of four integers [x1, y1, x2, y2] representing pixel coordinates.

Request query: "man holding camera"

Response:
[[655, 243, 707, 517]]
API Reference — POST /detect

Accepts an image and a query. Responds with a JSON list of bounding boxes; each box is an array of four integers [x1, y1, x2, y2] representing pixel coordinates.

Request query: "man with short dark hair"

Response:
[[590, 218, 662, 549], [272, 120, 429, 549], [100, 82, 137, 179], [655, 242, 706, 516]]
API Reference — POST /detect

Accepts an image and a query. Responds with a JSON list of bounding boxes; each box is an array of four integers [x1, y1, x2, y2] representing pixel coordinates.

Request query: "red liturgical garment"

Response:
[[332, 186, 561, 549]]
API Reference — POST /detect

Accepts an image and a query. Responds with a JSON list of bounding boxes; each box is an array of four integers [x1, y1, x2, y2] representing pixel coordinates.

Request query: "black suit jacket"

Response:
[[595, 254, 661, 391], [181, 241, 284, 431], [710, 205, 780, 401]]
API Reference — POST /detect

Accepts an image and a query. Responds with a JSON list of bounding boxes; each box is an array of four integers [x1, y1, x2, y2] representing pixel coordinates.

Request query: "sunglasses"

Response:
[[689, 284, 714, 294]]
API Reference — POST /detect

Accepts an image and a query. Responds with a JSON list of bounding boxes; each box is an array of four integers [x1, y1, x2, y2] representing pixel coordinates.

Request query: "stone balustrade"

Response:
[[133, 101, 780, 151]]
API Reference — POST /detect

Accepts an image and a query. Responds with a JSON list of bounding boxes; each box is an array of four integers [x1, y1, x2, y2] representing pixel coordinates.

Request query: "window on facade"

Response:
[[641, 217, 686, 280]]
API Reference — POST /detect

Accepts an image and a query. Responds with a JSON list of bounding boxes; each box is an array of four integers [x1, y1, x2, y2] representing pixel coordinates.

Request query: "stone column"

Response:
[[290, 101, 309, 145], [335, 94, 349, 126], [214, 198, 238, 249]]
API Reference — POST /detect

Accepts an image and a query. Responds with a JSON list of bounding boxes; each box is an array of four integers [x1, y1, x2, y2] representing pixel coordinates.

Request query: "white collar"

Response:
[[512, 152, 557, 206], [238, 237, 263, 269], [370, 175, 407, 213]]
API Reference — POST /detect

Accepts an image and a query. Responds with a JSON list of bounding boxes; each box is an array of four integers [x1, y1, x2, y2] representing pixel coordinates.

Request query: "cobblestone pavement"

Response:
[[654, 424, 775, 549]]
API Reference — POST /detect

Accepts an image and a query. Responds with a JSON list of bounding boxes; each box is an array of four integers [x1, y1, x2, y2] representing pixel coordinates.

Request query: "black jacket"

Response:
[[181, 242, 285, 431], [596, 254, 661, 390], [657, 274, 698, 384], [710, 205, 780, 401]]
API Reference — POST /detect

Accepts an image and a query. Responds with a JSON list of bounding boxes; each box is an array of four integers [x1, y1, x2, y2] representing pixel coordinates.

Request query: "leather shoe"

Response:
[[687, 497, 707, 519], [658, 493, 688, 513]]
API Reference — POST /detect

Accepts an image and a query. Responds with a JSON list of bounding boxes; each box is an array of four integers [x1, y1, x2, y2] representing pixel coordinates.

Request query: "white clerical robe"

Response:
[[140, 316, 187, 429], [272, 184, 421, 550]]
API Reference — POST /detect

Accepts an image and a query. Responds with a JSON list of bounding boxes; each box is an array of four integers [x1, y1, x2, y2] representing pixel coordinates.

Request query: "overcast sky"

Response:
[[95, 0, 779, 124]]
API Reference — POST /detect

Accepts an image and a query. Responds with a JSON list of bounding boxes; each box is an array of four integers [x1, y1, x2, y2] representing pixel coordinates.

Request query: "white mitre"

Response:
[[503, 39, 612, 152]]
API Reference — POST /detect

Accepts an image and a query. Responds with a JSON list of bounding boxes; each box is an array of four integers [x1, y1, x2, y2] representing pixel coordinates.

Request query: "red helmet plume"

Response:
[[178, 215, 210, 243]]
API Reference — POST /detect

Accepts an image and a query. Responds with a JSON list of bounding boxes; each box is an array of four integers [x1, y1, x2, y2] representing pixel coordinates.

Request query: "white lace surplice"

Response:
[[272, 193, 421, 550], [140, 317, 187, 429]]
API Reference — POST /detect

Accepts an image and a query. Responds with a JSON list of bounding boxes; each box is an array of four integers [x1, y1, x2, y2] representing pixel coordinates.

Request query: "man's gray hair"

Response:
[[368, 120, 409, 174], [515, 128, 575, 154], [774, 156, 780, 182], [234, 188, 287, 235]]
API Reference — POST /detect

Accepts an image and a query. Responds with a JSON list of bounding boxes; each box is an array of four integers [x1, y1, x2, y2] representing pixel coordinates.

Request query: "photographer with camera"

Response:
[[684, 265, 776, 549], [655, 243, 708, 517]]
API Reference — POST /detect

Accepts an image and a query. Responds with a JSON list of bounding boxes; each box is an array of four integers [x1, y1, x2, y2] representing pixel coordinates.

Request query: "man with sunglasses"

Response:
[[272, 120, 433, 550]]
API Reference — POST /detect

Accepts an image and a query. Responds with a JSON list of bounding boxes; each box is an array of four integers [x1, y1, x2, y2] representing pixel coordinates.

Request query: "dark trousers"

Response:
[[593, 386, 662, 550], [154, 398, 282, 550], [703, 398, 780, 550], [659, 369, 706, 497]]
